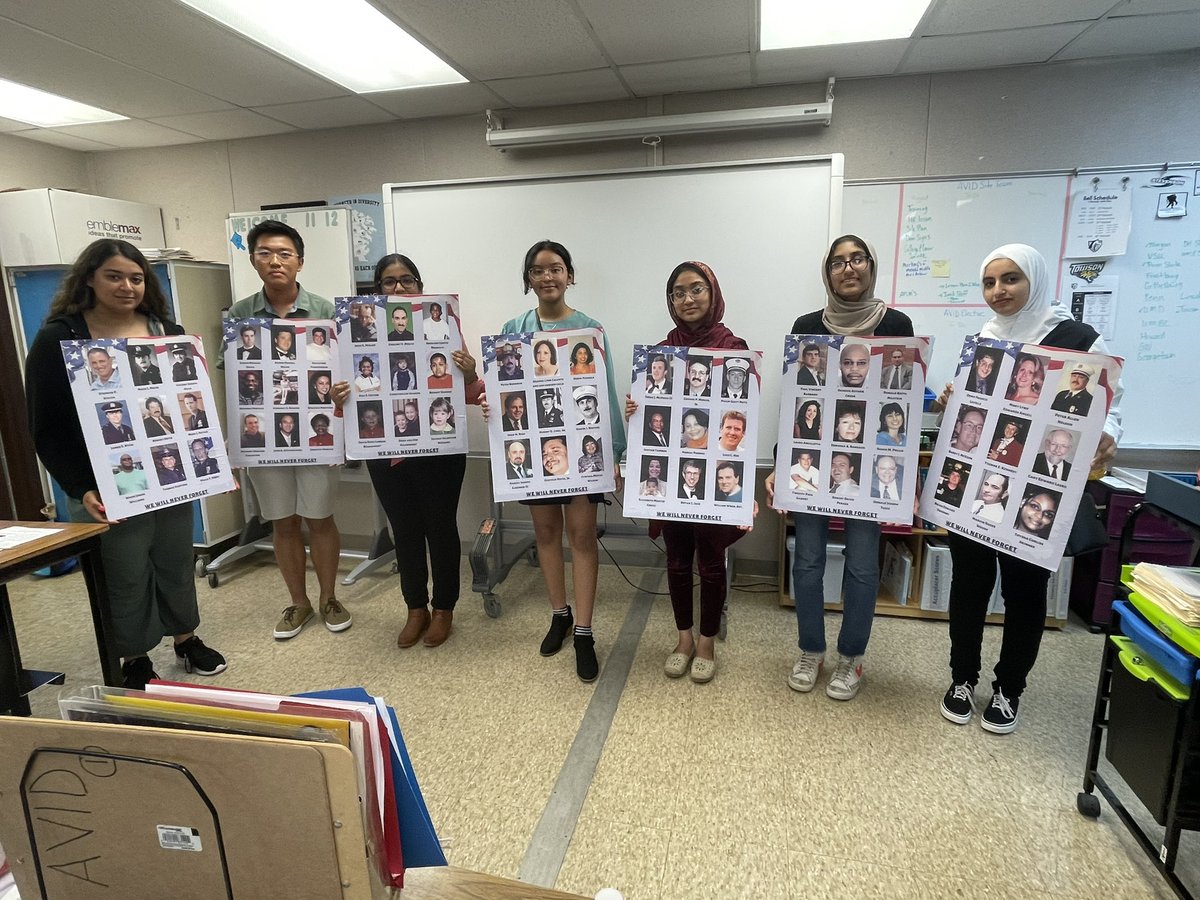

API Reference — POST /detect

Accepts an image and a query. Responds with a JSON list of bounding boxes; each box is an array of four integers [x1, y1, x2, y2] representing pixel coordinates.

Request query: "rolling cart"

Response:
[[1077, 490, 1200, 900]]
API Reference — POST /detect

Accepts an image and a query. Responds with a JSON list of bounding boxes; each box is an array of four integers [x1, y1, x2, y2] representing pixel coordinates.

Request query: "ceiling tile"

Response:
[[575, 0, 752, 65], [754, 40, 910, 85], [1056, 10, 1200, 58], [484, 69, 631, 108], [365, 82, 508, 119], [0, 1, 347, 107], [0, 19, 231, 117], [620, 55, 753, 96], [899, 23, 1090, 73], [375, 0, 606, 80], [51, 120, 204, 148], [10, 130, 119, 152], [921, 0, 1116, 34], [1109, 0, 1200, 13], [148, 110, 299, 141], [250, 97, 396, 130]]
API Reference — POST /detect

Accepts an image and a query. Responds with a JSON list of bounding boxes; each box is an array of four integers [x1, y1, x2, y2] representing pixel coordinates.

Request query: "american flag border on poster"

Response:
[[65, 335, 235, 518], [623, 344, 762, 527], [918, 334, 1123, 571], [224, 316, 345, 466], [772, 334, 931, 522], [483, 328, 616, 503], [334, 294, 468, 459]]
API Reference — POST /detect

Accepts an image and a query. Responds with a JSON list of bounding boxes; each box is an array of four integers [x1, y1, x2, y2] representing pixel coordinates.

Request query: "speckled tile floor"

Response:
[[5, 546, 1194, 899]]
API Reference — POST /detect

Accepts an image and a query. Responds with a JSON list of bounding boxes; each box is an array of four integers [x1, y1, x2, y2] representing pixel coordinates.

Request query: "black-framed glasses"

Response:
[[382, 275, 419, 290], [828, 255, 869, 273]]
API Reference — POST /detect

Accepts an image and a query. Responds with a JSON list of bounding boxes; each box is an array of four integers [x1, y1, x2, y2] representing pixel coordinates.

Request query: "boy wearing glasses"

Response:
[[226, 219, 353, 642]]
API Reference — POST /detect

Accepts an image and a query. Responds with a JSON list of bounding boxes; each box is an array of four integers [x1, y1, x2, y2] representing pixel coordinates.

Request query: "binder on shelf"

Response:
[[881, 540, 913, 605], [919, 538, 951, 612], [0, 718, 377, 900]]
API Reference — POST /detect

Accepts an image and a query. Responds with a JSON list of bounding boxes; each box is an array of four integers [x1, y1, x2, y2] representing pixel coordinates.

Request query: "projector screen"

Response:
[[384, 156, 843, 463]]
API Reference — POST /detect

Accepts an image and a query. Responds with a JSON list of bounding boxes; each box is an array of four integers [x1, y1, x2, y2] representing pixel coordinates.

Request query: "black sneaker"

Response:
[[121, 655, 159, 690], [174, 636, 228, 676], [981, 689, 1019, 734], [574, 634, 599, 683], [539, 607, 574, 657], [940, 681, 976, 725]]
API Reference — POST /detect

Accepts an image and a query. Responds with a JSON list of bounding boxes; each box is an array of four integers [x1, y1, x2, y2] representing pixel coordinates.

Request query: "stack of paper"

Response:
[[1132, 563, 1200, 626], [881, 541, 913, 605], [57, 682, 446, 890]]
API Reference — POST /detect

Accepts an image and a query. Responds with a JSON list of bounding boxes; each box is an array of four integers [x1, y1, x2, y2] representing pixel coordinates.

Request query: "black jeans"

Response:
[[946, 532, 1050, 698], [367, 454, 467, 611]]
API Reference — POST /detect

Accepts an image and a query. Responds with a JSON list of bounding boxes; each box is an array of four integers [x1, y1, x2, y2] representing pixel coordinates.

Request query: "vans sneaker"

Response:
[[174, 636, 227, 676], [787, 651, 825, 693], [940, 681, 976, 725], [825, 654, 864, 701], [981, 689, 1020, 734]]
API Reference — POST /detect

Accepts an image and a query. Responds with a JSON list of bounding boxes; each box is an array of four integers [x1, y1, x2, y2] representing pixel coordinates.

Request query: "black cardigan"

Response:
[[790, 307, 915, 338], [25, 312, 184, 501]]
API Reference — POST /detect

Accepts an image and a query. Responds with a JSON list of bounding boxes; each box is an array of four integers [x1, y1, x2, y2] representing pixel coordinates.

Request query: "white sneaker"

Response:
[[826, 654, 864, 701], [787, 651, 825, 693]]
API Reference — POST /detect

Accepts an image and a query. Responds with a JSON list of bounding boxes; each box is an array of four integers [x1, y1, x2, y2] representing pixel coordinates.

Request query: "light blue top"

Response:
[[501, 308, 626, 460], [876, 432, 906, 447]]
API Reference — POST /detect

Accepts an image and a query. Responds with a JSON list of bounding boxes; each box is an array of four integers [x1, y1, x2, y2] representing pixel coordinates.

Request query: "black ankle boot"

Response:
[[540, 607, 573, 657], [574, 634, 599, 683]]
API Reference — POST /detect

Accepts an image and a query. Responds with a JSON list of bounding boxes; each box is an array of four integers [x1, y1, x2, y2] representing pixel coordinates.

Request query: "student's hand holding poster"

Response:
[[482, 329, 615, 501], [918, 335, 1122, 570], [623, 345, 762, 527], [224, 317, 345, 466], [64, 336, 234, 519], [771, 335, 931, 522]]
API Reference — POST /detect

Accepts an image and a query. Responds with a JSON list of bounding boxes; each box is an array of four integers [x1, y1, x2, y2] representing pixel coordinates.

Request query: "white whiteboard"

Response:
[[384, 156, 843, 462], [847, 169, 1200, 448], [225, 206, 356, 304]]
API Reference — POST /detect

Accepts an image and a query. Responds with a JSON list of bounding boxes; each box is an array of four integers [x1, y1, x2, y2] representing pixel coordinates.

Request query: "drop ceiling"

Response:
[[0, 0, 1197, 152]]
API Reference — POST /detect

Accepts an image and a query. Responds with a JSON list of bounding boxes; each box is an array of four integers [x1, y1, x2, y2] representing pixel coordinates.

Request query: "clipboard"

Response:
[[0, 718, 382, 900]]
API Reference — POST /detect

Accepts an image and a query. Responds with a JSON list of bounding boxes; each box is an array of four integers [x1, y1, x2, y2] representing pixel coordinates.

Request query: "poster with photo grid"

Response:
[[224, 317, 344, 466], [772, 334, 931, 522], [483, 328, 615, 502], [65, 335, 234, 518], [623, 345, 762, 527], [335, 294, 467, 459], [918, 335, 1122, 571]]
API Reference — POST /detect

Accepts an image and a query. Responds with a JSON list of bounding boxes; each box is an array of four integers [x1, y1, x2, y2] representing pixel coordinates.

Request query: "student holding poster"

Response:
[[25, 239, 226, 689], [765, 235, 913, 702], [493, 239, 625, 683], [365, 254, 483, 650], [624, 262, 754, 684], [936, 244, 1123, 735]]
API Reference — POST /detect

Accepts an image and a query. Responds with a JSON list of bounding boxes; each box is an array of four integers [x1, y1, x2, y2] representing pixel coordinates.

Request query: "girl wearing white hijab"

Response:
[[938, 243, 1122, 735], [766, 234, 914, 703]]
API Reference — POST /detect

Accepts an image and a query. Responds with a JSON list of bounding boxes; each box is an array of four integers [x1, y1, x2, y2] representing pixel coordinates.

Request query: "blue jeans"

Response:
[[791, 513, 881, 657]]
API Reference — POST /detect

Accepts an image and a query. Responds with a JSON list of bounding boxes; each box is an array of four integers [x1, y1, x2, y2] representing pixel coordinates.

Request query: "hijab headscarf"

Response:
[[978, 243, 1072, 342], [820, 234, 886, 336], [664, 261, 748, 350]]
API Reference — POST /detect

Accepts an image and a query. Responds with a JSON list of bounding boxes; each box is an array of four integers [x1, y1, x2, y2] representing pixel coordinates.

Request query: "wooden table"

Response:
[[400, 866, 590, 898], [0, 520, 113, 715]]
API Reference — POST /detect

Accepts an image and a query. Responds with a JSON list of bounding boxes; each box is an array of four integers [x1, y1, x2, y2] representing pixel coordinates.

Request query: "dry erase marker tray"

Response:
[[1145, 471, 1200, 529]]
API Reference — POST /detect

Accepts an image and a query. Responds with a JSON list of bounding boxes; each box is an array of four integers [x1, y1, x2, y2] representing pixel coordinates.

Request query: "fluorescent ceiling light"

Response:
[[760, 0, 932, 50], [177, 0, 466, 92], [0, 78, 126, 127]]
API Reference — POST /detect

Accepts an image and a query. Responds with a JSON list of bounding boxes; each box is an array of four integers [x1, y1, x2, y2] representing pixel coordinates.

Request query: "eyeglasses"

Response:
[[253, 249, 297, 262], [958, 420, 985, 433], [381, 275, 419, 290], [670, 283, 710, 302], [828, 255, 870, 273], [528, 265, 566, 279]]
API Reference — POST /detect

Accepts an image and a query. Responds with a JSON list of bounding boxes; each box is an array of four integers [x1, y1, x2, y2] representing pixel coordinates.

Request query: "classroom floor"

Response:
[[8, 545, 1194, 900]]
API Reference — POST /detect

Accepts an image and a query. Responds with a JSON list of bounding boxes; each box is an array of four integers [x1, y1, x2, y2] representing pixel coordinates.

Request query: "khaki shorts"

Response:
[[245, 464, 340, 521]]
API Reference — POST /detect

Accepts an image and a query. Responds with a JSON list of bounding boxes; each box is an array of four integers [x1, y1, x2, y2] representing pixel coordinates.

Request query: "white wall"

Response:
[[72, 49, 1200, 562]]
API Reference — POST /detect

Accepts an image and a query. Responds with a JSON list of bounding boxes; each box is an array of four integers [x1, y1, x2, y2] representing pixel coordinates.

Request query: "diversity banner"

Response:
[[65, 335, 234, 518], [482, 328, 615, 502], [623, 345, 762, 527], [919, 335, 1122, 570], [224, 317, 344, 466], [772, 335, 931, 522], [335, 294, 467, 458]]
